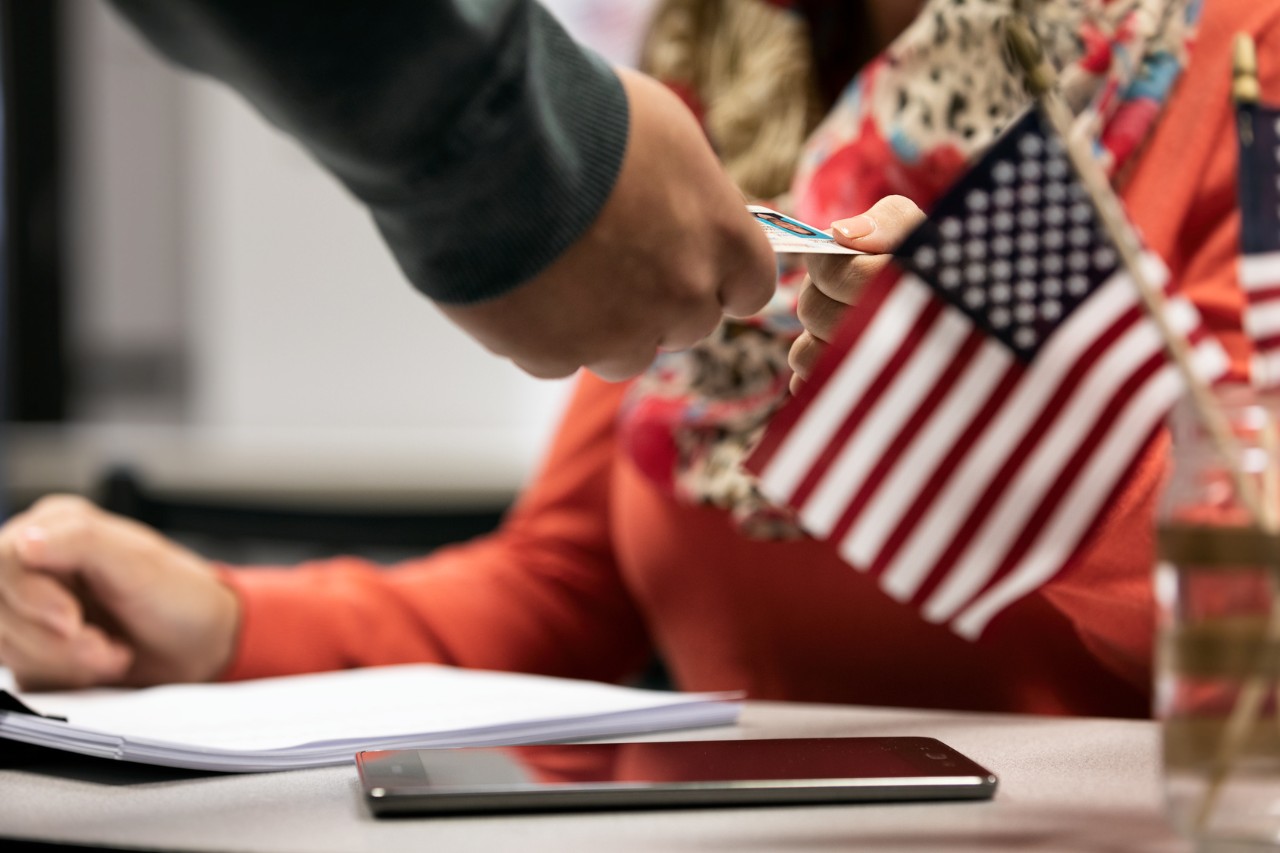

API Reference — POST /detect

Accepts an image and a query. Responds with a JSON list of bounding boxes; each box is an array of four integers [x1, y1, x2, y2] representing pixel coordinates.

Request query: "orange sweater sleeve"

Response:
[[217, 374, 652, 684], [1039, 0, 1280, 691]]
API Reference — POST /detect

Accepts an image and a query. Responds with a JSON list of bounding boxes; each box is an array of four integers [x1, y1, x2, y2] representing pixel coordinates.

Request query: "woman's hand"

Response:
[[789, 195, 926, 395], [0, 495, 239, 691]]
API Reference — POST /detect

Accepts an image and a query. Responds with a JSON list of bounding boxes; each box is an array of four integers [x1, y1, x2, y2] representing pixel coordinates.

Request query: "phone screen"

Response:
[[357, 736, 997, 815]]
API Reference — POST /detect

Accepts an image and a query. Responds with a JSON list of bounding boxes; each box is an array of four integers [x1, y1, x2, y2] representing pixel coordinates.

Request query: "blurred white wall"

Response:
[[63, 0, 188, 422], [54, 0, 656, 497]]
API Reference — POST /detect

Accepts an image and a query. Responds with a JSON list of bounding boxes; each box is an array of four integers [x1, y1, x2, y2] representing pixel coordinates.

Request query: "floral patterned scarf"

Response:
[[621, 0, 1200, 538]]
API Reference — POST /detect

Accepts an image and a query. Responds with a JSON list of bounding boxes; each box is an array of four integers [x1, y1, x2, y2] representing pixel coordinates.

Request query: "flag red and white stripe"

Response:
[[1241, 253, 1280, 386], [746, 109, 1229, 638], [749, 258, 1225, 638]]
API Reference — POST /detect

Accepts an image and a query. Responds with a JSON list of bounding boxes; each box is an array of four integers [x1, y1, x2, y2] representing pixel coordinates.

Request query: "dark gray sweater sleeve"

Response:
[[107, 0, 630, 304]]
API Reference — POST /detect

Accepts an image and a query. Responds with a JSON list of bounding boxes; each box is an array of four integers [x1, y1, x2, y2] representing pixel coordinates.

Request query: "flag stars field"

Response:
[[747, 107, 1229, 640]]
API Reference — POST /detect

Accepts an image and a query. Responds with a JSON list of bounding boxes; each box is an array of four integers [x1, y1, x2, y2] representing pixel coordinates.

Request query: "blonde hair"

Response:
[[641, 0, 820, 201]]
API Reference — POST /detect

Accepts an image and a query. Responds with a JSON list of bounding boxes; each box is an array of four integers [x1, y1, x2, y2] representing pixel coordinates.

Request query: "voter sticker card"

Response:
[[748, 205, 859, 255]]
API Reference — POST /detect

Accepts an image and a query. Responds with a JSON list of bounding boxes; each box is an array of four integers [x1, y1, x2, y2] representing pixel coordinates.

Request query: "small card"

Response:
[[748, 205, 860, 254]]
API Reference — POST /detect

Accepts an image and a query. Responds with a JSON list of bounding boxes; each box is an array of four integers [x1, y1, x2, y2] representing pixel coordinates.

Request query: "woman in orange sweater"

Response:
[[0, 0, 1274, 718]]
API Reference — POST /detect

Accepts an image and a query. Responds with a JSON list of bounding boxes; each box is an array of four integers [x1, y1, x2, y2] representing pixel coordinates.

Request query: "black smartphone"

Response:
[[356, 736, 998, 816]]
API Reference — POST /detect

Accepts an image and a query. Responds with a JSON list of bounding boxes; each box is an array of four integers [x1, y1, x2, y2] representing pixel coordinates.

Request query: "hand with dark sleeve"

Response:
[[107, 0, 775, 379]]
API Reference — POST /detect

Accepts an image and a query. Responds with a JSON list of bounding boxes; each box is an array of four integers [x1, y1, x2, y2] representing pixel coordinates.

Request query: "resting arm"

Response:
[[220, 375, 653, 684]]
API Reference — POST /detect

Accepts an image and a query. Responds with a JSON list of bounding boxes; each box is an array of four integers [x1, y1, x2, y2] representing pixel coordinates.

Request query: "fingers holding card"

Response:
[[748, 205, 861, 255]]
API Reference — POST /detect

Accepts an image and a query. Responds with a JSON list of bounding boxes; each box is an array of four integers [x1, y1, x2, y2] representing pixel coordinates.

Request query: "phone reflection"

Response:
[[501, 738, 935, 785]]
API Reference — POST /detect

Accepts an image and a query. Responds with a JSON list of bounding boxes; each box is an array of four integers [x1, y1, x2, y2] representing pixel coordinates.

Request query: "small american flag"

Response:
[[1237, 98, 1280, 388], [747, 108, 1229, 639]]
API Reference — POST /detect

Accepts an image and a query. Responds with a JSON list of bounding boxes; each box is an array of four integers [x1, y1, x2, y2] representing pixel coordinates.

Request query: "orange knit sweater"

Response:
[[220, 0, 1280, 718]]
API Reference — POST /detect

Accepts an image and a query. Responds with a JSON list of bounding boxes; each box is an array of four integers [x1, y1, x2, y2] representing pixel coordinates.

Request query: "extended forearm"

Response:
[[108, 0, 629, 303]]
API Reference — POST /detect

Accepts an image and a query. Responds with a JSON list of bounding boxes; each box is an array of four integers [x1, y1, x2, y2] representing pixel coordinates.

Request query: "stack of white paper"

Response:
[[0, 664, 741, 772]]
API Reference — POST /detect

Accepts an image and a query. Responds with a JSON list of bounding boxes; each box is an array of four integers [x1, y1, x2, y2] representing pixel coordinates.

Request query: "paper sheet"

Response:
[[0, 664, 741, 771]]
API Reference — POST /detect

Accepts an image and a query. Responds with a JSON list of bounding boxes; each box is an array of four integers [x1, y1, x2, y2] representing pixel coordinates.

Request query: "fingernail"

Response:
[[16, 526, 48, 561], [834, 215, 876, 240]]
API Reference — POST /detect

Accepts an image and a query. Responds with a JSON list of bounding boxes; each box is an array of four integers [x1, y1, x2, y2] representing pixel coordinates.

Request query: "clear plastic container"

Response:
[[1157, 385, 1280, 847]]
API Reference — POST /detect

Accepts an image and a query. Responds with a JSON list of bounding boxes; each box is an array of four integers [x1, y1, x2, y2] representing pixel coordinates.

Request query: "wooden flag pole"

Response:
[[1235, 33, 1259, 144], [1189, 32, 1280, 833], [1002, 17, 1280, 834], [1002, 17, 1275, 531], [1190, 31, 1280, 831], [1232, 32, 1280, 751]]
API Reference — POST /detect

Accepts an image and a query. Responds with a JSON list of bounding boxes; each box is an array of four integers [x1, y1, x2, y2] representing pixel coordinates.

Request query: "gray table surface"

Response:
[[0, 700, 1193, 853]]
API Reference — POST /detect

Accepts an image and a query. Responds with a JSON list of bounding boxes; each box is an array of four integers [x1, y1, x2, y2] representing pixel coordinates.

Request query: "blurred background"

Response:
[[2, 0, 659, 562]]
